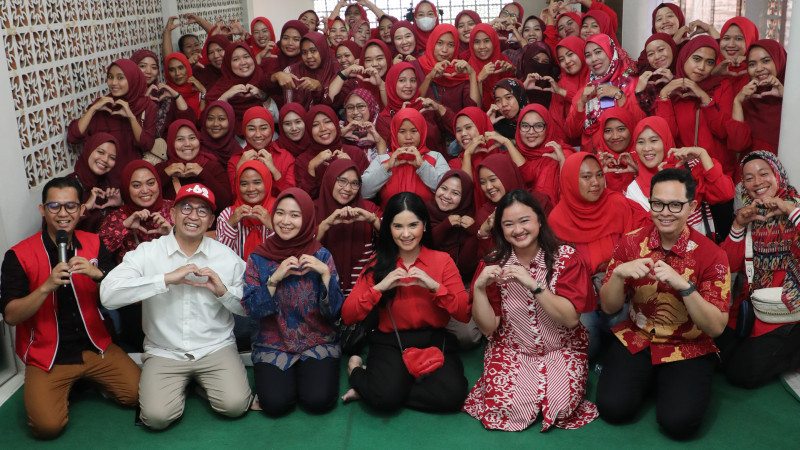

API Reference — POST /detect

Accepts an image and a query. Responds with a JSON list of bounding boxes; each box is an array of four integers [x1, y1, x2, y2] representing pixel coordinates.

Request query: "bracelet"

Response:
[[337, 70, 348, 81], [701, 97, 713, 107], [267, 277, 279, 288], [614, 91, 623, 100], [477, 230, 490, 239], [173, 93, 180, 99]]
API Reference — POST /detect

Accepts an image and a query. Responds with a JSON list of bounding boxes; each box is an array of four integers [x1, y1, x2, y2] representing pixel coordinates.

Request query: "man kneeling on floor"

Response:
[[101, 183, 252, 429], [596, 169, 731, 439], [1, 177, 140, 439]]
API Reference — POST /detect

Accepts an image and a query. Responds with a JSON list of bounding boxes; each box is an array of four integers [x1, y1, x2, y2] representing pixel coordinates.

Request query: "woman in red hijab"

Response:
[[315, 159, 381, 296], [516, 104, 575, 205], [728, 39, 786, 165], [350, 18, 372, 49], [425, 169, 478, 279], [193, 34, 231, 93], [299, 10, 320, 32], [413, 1, 440, 53], [275, 20, 308, 71], [419, 24, 480, 114], [627, 116, 734, 240], [276, 103, 311, 158], [68, 59, 157, 181], [228, 106, 295, 197], [100, 160, 174, 263], [243, 188, 343, 417], [565, 34, 644, 151], [70, 133, 122, 233], [164, 52, 205, 118], [655, 35, 737, 176], [217, 160, 275, 260], [592, 106, 640, 192], [548, 37, 587, 146], [296, 105, 369, 199], [155, 120, 231, 214], [272, 32, 341, 110], [205, 42, 269, 136], [467, 24, 516, 110], [717, 17, 759, 84], [455, 10, 481, 58], [391, 20, 422, 62], [330, 39, 392, 109], [199, 100, 242, 167], [362, 108, 449, 208], [247, 17, 279, 64], [634, 33, 679, 115], [375, 62, 455, 155]]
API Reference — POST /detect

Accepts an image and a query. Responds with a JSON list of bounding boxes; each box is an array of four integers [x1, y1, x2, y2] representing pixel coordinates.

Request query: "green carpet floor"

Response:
[[2, 345, 799, 449]]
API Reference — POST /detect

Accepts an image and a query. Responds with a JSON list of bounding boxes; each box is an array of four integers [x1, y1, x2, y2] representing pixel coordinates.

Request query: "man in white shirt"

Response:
[[101, 183, 252, 430]]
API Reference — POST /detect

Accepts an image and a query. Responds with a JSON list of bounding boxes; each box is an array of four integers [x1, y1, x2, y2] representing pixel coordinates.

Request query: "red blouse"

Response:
[[99, 200, 174, 263]]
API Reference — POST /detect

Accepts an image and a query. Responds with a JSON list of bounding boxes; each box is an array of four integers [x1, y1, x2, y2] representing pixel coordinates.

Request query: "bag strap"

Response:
[[745, 224, 754, 284], [431, 84, 441, 103], [694, 108, 700, 146], [387, 304, 405, 352]]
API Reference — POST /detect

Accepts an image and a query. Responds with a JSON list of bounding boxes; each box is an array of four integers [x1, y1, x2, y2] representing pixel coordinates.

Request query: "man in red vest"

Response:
[[0, 177, 140, 439]]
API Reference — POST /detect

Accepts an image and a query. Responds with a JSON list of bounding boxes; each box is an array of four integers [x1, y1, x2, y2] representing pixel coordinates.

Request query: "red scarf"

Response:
[[165, 119, 211, 167], [555, 36, 589, 103], [719, 17, 759, 72], [120, 160, 164, 215], [675, 35, 722, 94], [199, 100, 242, 166], [742, 39, 786, 150], [454, 107, 499, 209], [276, 102, 311, 157], [248, 17, 279, 56], [288, 32, 341, 108], [467, 24, 514, 110], [164, 52, 201, 118], [425, 169, 475, 228], [205, 42, 266, 134], [639, 33, 679, 74], [651, 3, 685, 34], [73, 132, 120, 191], [198, 32, 231, 66], [106, 59, 153, 117], [232, 160, 275, 259], [251, 188, 322, 261], [454, 10, 481, 55], [276, 20, 309, 69], [413, 1, 439, 53], [631, 116, 678, 197], [382, 109, 437, 205], [418, 24, 469, 87], [514, 104, 570, 159], [391, 21, 420, 57], [241, 106, 279, 154], [592, 106, 637, 156], [378, 62, 420, 120]]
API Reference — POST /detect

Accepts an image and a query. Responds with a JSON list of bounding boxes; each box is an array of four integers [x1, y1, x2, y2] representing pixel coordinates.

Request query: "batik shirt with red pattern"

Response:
[[603, 224, 731, 364]]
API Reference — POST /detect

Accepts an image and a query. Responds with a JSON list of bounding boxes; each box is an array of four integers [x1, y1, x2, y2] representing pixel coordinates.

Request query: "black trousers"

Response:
[[596, 338, 717, 440], [253, 356, 340, 416], [717, 323, 800, 388], [349, 329, 467, 413]]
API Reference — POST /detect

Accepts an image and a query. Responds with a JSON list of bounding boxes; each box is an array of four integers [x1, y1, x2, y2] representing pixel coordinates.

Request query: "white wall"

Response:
[[244, 0, 315, 30]]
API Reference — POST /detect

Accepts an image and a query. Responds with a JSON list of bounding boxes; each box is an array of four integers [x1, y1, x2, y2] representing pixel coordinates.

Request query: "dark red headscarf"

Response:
[[289, 32, 342, 108], [454, 107, 498, 209], [120, 160, 164, 215], [130, 49, 159, 86], [742, 39, 786, 149], [418, 24, 469, 87], [640, 33, 678, 74], [651, 3, 685, 34], [304, 105, 342, 154], [360, 39, 394, 75], [73, 132, 120, 190], [277, 20, 309, 69], [205, 42, 265, 132], [336, 40, 362, 63], [248, 17, 279, 56], [299, 10, 320, 31], [426, 169, 475, 228], [475, 153, 527, 205], [467, 24, 514, 110], [391, 20, 420, 56], [518, 42, 559, 108], [107, 59, 153, 117], [251, 188, 322, 261], [198, 33, 231, 67], [675, 35, 722, 94], [582, 10, 617, 41], [199, 101, 241, 166], [454, 10, 481, 54], [166, 119, 211, 166], [276, 102, 311, 157]]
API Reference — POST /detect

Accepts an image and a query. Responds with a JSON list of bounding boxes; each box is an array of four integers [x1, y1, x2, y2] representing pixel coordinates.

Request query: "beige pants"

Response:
[[138, 344, 252, 430]]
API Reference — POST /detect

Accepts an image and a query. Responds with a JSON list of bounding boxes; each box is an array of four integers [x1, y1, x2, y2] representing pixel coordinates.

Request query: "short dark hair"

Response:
[[178, 34, 199, 53], [651, 168, 696, 202], [42, 177, 83, 204]]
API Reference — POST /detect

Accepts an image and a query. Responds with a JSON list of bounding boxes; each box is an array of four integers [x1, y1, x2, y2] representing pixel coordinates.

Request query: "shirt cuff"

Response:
[[729, 226, 746, 242], [790, 207, 800, 227]]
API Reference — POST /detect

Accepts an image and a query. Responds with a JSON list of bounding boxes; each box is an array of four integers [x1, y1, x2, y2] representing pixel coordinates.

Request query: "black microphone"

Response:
[[56, 230, 69, 264]]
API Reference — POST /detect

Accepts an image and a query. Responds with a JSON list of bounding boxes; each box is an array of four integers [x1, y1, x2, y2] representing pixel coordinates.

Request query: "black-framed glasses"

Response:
[[649, 200, 690, 213], [44, 201, 80, 214], [345, 103, 368, 112], [501, 10, 519, 19], [179, 203, 211, 218], [519, 121, 546, 133], [336, 177, 361, 190]]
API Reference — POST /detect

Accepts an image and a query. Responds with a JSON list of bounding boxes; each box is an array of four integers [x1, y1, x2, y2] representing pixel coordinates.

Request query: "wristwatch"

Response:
[[530, 281, 544, 296], [677, 280, 696, 297], [266, 276, 279, 288]]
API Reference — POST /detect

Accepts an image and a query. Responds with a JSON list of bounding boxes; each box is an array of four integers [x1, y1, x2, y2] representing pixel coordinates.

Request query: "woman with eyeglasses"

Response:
[[243, 188, 344, 416], [340, 89, 386, 164], [515, 104, 574, 205], [626, 117, 734, 241], [316, 159, 381, 296]]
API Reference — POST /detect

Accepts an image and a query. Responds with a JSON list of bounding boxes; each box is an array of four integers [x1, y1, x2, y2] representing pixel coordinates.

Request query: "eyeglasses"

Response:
[[335, 177, 361, 190], [519, 121, 546, 133], [345, 103, 368, 113], [44, 201, 80, 214], [501, 10, 519, 19], [649, 200, 690, 213], [179, 203, 211, 218]]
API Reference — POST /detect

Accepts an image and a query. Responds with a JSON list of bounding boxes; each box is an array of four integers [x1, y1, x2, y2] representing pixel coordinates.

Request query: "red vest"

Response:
[[380, 154, 437, 208], [12, 231, 111, 371]]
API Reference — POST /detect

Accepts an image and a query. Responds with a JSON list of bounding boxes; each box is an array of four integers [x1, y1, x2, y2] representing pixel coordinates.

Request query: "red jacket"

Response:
[[12, 231, 111, 371]]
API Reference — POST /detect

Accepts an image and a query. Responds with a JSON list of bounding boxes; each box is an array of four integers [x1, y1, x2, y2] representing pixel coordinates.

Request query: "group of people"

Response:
[[2, 0, 798, 442]]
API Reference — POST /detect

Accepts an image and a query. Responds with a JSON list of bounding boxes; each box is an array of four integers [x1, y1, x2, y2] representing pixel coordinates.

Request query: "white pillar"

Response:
[[777, 15, 800, 181], [621, 0, 663, 58]]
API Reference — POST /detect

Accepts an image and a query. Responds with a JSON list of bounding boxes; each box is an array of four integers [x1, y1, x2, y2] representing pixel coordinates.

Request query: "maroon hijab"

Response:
[[165, 119, 211, 166], [276, 102, 312, 157], [675, 35, 722, 94], [304, 105, 343, 154], [73, 132, 121, 190], [289, 32, 342, 107], [107, 59, 153, 117], [120, 160, 164, 215], [742, 39, 787, 148], [199, 100, 241, 166], [277, 20, 309, 69], [251, 188, 322, 261], [426, 169, 475, 227]]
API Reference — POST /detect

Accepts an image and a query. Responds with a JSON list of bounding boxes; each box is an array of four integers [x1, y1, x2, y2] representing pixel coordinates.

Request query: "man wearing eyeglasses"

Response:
[[1, 177, 140, 439], [101, 183, 252, 430], [595, 169, 731, 439]]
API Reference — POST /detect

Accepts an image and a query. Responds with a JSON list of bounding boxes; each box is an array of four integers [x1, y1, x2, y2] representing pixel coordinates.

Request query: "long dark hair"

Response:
[[485, 189, 561, 284], [366, 192, 433, 304]]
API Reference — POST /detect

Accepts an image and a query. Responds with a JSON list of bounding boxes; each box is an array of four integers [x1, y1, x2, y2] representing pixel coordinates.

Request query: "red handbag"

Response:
[[388, 305, 445, 379]]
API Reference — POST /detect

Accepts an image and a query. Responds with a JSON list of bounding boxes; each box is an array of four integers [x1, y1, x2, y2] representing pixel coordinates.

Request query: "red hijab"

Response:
[[719, 17, 759, 71], [120, 160, 164, 215], [454, 10, 481, 54], [277, 20, 309, 69], [514, 104, 564, 158], [166, 119, 211, 166], [199, 101, 241, 166], [742, 39, 786, 149], [454, 107, 498, 202], [107, 59, 152, 117], [290, 32, 341, 107], [582, 10, 618, 41], [298, 10, 320, 31], [426, 169, 475, 227], [251, 188, 322, 261], [373, 14, 400, 42], [360, 39, 394, 74], [198, 33, 231, 66], [413, 1, 440, 52], [555, 36, 589, 99], [631, 116, 677, 197], [379, 62, 420, 119], [276, 102, 311, 157], [205, 42, 265, 132], [382, 109, 436, 204], [304, 105, 342, 154], [391, 21, 420, 56], [337, 40, 362, 62], [675, 35, 722, 94], [467, 24, 514, 109], [476, 153, 527, 205], [640, 33, 679, 74], [248, 17, 279, 56], [314, 159, 373, 291], [130, 49, 159, 86], [241, 106, 278, 153], [73, 132, 120, 190], [164, 52, 201, 118], [232, 160, 275, 259], [390, 108, 430, 153], [652, 3, 685, 34], [350, 18, 370, 41], [549, 152, 637, 243], [418, 24, 469, 87], [593, 106, 637, 155]]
